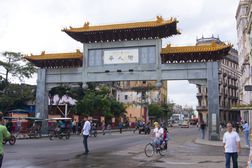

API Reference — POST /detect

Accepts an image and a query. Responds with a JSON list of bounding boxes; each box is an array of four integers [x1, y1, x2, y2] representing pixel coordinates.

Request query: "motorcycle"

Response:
[[139, 125, 150, 134], [144, 125, 151, 134]]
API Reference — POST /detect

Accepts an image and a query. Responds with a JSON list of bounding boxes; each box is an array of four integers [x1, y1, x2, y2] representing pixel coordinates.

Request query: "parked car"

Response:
[[181, 119, 190, 128]]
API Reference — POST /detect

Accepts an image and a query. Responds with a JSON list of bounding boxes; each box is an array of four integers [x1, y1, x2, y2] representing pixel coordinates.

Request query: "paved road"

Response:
[[3, 126, 250, 168]]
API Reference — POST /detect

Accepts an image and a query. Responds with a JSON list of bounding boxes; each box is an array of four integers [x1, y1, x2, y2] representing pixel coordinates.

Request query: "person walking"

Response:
[[199, 119, 206, 139], [223, 122, 241, 168], [82, 116, 91, 155], [102, 122, 106, 135], [0, 112, 10, 168], [72, 119, 77, 134], [118, 122, 123, 134], [242, 121, 250, 147], [107, 122, 112, 135]]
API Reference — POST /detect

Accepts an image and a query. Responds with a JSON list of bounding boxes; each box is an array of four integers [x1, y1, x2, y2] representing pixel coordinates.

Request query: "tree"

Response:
[[110, 98, 126, 117], [0, 84, 36, 114], [76, 85, 125, 118], [0, 51, 36, 84], [148, 103, 163, 119], [76, 88, 108, 116], [161, 103, 174, 125], [148, 102, 174, 122], [0, 52, 36, 113]]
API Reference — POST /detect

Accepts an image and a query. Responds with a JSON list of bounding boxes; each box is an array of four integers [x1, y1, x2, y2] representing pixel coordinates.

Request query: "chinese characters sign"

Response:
[[104, 49, 139, 64]]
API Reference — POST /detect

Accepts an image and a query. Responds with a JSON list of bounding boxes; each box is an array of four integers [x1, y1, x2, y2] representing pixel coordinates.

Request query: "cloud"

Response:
[[0, 0, 239, 107], [168, 81, 198, 108]]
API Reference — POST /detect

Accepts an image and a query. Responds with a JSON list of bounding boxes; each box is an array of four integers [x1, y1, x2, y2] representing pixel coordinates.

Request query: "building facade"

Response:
[[115, 81, 167, 122], [236, 0, 252, 124], [196, 37, 240, 123]]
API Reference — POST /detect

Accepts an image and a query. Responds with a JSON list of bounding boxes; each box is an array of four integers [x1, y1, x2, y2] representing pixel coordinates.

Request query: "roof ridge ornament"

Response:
[[41, 51, 45, 55], [83, 22, 90, 29], [165, 44, 172, 48], [156, 16, 164, 23]]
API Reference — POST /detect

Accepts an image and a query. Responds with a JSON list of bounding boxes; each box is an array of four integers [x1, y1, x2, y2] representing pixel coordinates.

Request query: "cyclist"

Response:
[[152, 122, 164, 149], [163, 127, 169, 149]]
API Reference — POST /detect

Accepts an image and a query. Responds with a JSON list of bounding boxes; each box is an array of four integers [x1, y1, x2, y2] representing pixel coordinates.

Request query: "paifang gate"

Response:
[[26, 16, 231, 140]]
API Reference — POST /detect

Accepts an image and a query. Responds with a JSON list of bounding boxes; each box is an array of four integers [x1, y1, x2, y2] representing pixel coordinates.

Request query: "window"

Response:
[[124, 95, 128, 100]]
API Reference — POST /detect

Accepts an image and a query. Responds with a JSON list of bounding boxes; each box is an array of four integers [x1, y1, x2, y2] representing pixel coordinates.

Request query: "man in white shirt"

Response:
[[152, 122, 164, 147], [82, 116, 91, 155], [223, 122, 241, 168]]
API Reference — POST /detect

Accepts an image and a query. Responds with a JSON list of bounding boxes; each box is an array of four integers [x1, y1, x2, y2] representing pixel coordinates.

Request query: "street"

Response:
[[4, 126, 250, 168]]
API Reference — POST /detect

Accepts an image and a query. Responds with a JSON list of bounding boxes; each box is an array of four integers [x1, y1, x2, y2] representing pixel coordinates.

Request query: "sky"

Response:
[[0, 0, 239, 109]]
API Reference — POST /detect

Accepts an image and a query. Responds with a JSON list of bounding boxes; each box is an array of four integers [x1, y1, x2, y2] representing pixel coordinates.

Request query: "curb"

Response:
[[15, 128, 135, 140], [194, 138, 250, 149]]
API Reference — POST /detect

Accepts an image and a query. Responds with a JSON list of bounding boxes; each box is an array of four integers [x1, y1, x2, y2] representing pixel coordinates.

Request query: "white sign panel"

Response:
[[212, 114, 216, 132], [104, 49, 139, 64]]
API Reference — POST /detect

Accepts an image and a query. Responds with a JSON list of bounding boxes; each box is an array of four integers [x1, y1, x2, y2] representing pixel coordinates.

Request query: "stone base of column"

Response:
[[209, 132, 220, 141], [41, 120, 49, 134]]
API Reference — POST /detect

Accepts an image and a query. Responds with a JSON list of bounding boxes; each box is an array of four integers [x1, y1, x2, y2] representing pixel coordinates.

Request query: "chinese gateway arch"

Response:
[[26, 16, 231, 140]]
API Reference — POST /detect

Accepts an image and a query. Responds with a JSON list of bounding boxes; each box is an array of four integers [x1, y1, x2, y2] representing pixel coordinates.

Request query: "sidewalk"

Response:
[[194, 129, 250, 149], [195, 138, 250, 149]]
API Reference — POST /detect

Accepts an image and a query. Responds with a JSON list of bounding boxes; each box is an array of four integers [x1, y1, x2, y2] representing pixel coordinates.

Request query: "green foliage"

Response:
[[76, 85, 125, 117], [148, 103, 174, 119], [68, 85, 85, 100], [49, 84, 126, 117], [0, 51, 36, 113], [0, 84, 36, 113], [0, 52, 36, 83], [148, 103, 163, 118], [110, 98, 126, 117], [162, 103, 174, 119]]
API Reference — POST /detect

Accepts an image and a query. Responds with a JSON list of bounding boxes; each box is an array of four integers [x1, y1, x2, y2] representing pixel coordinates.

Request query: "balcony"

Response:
[[223, 72, 227, 77], [196, 106, 207, 111], [196, 93, 204, 97]]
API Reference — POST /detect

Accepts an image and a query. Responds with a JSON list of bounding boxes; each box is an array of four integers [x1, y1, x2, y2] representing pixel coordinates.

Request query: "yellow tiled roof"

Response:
[[25, 49, 83, 61], [161, 42, 231, 54], [63, 16, 178, 32]]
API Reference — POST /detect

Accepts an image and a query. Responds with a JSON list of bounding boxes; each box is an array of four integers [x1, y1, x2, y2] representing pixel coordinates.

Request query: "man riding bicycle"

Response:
[[152, 122, 164, 148]]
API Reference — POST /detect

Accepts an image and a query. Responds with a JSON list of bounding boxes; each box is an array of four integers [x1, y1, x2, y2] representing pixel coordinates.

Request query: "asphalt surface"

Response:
[[3, 126, 250, 168]]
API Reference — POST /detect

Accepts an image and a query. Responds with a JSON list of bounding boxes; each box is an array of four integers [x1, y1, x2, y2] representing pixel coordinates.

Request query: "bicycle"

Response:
[[3, 134, 16, 145], [144, 139, 168, 157], [49, 128, 70, 140]]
